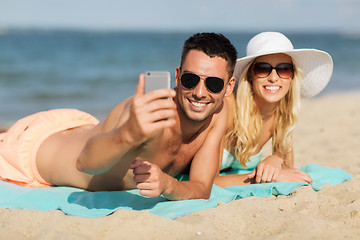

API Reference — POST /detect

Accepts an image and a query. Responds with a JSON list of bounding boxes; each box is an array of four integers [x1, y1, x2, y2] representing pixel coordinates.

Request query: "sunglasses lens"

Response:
[[206, 77, 224, 93], [180, 73, 200, 89], [276, 63, 294, 79], [253, 62, 272, 78], [180, 72, 225, 94], [253, 62, 294, 79]]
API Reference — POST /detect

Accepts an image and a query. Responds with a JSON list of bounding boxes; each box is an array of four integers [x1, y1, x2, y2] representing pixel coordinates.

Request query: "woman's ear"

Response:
[[225, 76, 236, 97]]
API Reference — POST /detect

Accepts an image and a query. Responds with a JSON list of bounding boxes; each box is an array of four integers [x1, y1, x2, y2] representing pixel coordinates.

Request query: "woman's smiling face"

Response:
[[250, 53, 293, 105]]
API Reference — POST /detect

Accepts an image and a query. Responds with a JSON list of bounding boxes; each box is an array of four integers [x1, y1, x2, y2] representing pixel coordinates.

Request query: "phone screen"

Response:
[[145, 71, 171, 93]]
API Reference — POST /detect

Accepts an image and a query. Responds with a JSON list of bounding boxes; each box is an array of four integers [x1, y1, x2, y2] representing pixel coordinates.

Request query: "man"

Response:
[[0, 33, 237, 200]]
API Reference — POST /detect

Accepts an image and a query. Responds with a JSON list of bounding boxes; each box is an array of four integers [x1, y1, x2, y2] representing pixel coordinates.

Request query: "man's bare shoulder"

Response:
[[209, 99, 230, 131]]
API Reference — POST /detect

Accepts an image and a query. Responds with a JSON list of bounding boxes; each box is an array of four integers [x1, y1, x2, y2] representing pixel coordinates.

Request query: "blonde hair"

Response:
[[226, 60, 301, 166]]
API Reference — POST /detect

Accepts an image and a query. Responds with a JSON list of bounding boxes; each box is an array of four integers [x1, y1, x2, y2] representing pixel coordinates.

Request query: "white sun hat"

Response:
[[233, 32, 333, 98]]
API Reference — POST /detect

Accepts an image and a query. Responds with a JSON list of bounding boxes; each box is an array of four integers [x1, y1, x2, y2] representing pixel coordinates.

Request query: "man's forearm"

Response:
[[76, 125, 138, 175], [162, 175, 212, 200]]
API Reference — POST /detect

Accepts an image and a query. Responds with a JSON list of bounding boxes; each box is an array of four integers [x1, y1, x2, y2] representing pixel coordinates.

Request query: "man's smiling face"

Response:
[[175, 50, 231, 122]]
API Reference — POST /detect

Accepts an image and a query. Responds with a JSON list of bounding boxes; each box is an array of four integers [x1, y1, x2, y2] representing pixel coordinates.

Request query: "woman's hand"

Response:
[[274, 167, 313, 184], [248, 155, 284, 183]]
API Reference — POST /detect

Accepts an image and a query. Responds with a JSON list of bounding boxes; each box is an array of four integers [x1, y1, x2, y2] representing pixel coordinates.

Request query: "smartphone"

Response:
[[145, 71, 171, 93]]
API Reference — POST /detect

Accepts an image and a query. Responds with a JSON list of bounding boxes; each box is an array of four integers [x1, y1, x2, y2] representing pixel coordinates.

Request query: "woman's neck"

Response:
[[253, 96, 279, 121]]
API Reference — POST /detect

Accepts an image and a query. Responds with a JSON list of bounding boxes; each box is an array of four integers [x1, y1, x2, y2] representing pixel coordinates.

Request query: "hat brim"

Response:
[[234, 49, 333, 98]]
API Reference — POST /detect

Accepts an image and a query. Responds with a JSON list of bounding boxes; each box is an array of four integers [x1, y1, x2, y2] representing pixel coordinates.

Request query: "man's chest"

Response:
[[140, 132, 207, 175]]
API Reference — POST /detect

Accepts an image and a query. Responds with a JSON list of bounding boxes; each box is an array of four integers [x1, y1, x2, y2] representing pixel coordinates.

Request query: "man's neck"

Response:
[[174, 101, 210, 143]]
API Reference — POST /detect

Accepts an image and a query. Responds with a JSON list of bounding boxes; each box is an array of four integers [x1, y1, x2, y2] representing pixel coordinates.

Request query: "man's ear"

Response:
[[224, 76, 236, 97], [175, 67, 180, 88]]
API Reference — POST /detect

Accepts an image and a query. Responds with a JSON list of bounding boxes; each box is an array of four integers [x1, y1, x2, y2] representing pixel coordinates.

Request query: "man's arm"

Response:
[[76, 74, 176, 175], [166, 102, 231, 200], [131, 102, 229, 200], [166, 126, 224, 199]]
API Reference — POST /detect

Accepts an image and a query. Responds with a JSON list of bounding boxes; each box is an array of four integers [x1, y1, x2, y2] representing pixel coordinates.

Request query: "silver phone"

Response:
[[145, 71, 171, 93]]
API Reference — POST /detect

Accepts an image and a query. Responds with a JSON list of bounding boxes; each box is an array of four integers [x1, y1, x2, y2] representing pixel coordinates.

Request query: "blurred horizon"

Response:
[[1, 30, 359, 125], [1, 27, 359, 41]]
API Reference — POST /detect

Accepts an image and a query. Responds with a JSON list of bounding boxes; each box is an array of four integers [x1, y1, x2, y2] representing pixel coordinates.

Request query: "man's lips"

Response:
[[188, 99, 209, 110]]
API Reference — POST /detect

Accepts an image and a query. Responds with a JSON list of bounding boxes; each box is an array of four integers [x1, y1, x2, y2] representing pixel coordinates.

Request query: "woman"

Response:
[[215, 32, 333, 187]]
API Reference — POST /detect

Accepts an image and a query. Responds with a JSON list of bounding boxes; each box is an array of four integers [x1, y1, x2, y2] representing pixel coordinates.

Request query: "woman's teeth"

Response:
[[265, 86, 280, 91]]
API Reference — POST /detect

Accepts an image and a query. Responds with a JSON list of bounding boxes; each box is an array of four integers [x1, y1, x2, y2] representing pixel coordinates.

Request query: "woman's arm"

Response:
[[214, 152, 285, 187], [215, 148, 311, 187], [214, 173, 255, 187]]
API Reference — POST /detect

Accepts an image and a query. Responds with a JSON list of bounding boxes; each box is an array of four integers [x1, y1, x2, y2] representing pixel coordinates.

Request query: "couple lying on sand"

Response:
[[0, 32, 333, 200]]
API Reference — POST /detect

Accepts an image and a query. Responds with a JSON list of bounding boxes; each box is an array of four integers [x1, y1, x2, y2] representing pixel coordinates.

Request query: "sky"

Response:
[[0, 0, 359, 33]]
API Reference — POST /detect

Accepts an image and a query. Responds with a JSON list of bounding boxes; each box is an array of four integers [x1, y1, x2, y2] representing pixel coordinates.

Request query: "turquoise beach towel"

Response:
[[0, 164, 352, 219]]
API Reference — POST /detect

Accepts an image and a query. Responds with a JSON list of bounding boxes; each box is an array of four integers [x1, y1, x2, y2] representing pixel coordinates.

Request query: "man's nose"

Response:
[[192, 79, 207, 99]]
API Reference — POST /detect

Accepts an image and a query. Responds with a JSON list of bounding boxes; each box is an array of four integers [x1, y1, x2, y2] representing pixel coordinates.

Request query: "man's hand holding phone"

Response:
[[144, 71, 171, 94], [124, 73, 176, 145]]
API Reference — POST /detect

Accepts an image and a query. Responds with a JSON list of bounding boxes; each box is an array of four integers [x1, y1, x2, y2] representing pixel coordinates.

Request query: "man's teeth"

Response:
[[265, 86, 280, 91], [191, 101, 206, 107]]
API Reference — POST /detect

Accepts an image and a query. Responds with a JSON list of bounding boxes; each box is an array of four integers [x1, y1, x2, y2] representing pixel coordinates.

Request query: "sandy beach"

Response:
[[1, 91, 360, 240]]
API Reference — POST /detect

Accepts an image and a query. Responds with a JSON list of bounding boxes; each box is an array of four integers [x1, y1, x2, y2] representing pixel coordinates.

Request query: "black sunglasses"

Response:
[[253, 62, 294, 79], [180, 72, 225, 94]]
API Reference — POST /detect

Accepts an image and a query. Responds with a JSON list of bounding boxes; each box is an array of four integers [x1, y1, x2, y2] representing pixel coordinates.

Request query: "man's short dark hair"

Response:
[[181, 33, 238, 78]]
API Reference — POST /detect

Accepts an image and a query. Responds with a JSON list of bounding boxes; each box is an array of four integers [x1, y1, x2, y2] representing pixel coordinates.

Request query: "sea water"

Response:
[[0, 30, 359, 125]]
